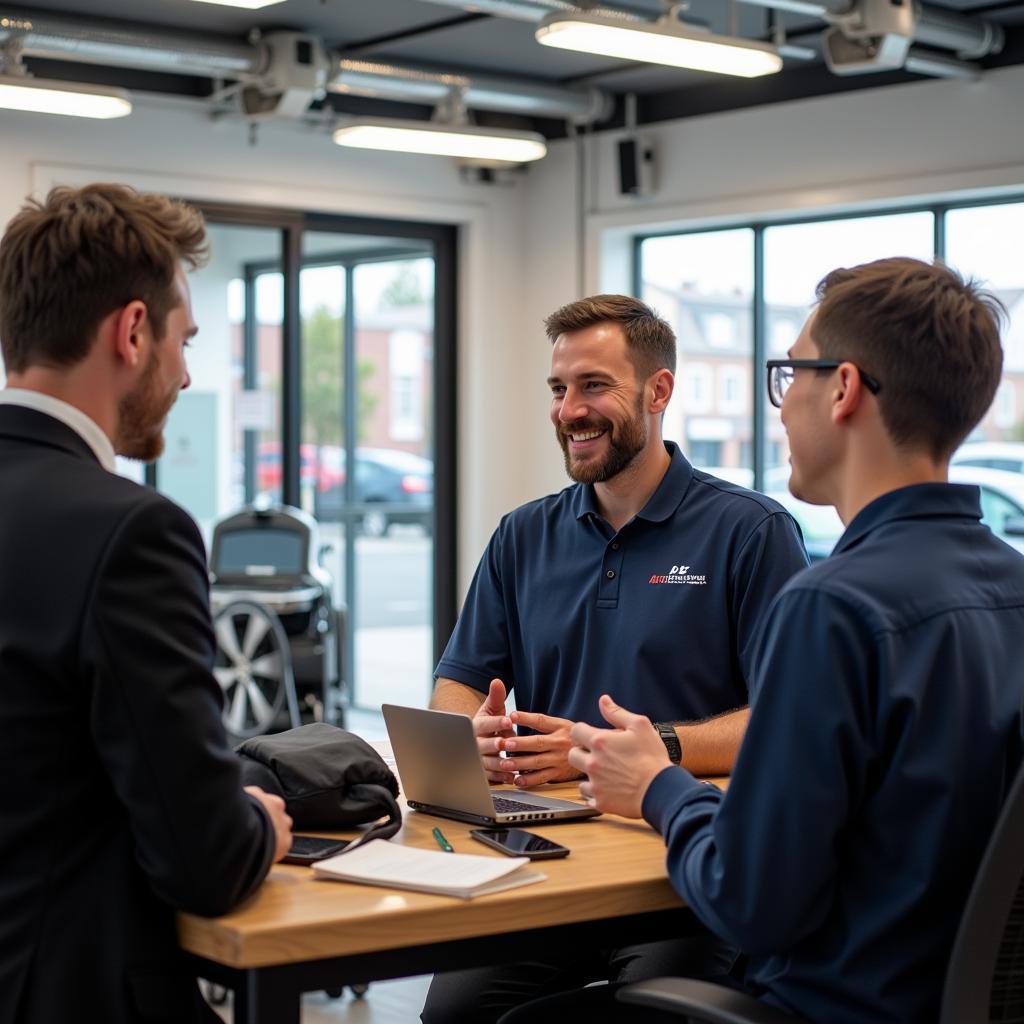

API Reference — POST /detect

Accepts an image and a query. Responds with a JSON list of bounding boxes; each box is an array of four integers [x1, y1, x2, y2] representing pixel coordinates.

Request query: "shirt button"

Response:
[[606, 570, 616, 579], [611, 542, 620, 550]]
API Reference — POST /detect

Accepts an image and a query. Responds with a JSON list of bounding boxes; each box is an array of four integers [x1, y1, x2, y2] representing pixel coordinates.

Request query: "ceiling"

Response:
[[8, 0, 1024, 136]]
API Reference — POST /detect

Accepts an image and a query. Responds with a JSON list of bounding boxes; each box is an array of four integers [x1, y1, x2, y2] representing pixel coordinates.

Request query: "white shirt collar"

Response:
[[0, 389, 117, 473]]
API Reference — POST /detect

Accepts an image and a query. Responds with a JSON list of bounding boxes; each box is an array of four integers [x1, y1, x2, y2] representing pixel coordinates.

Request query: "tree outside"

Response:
[[302, 304, 379, 452], [378, 261, 427, 310]]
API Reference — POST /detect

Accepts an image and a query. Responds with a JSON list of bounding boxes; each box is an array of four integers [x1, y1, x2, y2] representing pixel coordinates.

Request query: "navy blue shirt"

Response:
[[642, 483, 1024, 1024], [436, 442, 808, 726]]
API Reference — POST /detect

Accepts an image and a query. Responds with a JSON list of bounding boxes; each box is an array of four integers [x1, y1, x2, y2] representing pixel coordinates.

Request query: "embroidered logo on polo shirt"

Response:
[[649, 564, 708, 586]]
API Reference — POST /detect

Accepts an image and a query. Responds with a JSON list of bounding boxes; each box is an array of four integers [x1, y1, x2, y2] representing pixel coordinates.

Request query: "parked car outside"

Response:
[[949, 464, 1024, 555], [314, 448, 434, 536], [256, 442, 345, 498], [256, 443, 433, 535], [951, 441, 1024, 475], [763, 488, 844, 562], [763, 463, 1024, 561]]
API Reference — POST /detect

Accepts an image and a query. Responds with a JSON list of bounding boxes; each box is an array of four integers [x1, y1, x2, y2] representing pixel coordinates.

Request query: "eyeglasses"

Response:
[[766, 359, 882, 409]]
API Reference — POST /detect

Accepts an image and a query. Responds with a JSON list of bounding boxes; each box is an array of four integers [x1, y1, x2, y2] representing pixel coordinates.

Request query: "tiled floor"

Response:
[[210, 975, 431, 1023]]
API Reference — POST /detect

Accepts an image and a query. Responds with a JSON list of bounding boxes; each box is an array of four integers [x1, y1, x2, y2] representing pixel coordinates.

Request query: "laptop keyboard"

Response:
[[492, 796, 549, 814]]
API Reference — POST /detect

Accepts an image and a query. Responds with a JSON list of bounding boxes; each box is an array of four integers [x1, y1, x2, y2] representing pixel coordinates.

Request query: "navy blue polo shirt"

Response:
[[436, 442, 808, 727], [642, 483, 1024, 1024]]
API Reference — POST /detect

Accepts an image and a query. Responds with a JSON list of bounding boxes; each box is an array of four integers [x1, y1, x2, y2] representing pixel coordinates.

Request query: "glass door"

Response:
[[151, 207, 455, 717], [298, 237, 436, 710]]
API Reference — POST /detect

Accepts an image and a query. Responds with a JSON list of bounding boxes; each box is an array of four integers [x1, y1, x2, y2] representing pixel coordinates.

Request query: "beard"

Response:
[[115, 348, 179, 463], [557, 393, 648, 484]]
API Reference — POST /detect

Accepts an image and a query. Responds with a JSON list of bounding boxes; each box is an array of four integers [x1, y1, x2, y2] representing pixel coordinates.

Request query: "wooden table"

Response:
[[179, 776, 725, 1024]]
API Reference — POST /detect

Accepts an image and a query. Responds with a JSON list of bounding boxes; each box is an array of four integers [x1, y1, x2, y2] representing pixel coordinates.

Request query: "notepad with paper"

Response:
[[312, 839, 546, 899]]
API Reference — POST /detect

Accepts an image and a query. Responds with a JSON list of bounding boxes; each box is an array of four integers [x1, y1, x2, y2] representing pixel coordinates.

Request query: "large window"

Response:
[[945, 202, 1024, 446], [637, 196, 1024, 555], [640, 228, 754, 481], [762, 212, 934, 479]]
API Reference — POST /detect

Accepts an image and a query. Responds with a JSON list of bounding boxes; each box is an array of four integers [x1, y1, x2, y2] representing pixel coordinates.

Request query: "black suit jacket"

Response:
[[0, 405, 275, 1024]]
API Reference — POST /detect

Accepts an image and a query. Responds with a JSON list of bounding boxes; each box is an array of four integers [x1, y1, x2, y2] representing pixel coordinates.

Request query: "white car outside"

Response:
[[949, 464, 1024, 555], [951, 442, 1024, 475], [761, 464, 1024, 560]]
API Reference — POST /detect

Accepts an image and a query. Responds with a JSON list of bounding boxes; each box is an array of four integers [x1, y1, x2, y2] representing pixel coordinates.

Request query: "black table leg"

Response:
[[233, 967, 301, 1024]]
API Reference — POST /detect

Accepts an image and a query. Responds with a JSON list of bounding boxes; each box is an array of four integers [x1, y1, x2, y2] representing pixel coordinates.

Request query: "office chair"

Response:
[[617, 760, 1024, 1024]]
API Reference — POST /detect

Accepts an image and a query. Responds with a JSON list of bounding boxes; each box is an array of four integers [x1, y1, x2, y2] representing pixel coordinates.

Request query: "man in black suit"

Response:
[[0, 183, 293, 1024]]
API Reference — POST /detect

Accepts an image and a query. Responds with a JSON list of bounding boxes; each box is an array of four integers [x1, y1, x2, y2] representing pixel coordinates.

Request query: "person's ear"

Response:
[[648, 369, 674, 414], [831, 362, 865, 425], [112, 300, 149, 370]]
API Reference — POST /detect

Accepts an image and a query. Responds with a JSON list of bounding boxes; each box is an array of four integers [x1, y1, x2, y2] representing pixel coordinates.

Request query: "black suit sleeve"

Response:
[[82, 494, 275, 917]]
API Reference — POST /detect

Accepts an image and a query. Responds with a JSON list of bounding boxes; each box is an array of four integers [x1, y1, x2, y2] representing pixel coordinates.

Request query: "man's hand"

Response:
[[473, 678, 516, 783], [245, 786, 294, 863], [497, 710, 584, 788], [568, 694, 672, 818]]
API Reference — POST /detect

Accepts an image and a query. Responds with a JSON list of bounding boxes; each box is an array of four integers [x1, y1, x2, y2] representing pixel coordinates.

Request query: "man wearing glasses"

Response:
[[540, 257, 1024, 1024]]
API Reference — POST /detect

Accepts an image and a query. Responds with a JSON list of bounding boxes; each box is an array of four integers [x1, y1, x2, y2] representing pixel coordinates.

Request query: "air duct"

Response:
[[0, 6, 611, 124], [0, 8, 256, 76], [331, 58, 611, 123]]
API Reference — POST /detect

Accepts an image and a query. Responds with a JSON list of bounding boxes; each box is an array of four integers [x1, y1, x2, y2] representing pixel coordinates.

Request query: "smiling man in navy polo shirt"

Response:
[[421, 295, 808, 1024], [559, 258, 1024, 1024]]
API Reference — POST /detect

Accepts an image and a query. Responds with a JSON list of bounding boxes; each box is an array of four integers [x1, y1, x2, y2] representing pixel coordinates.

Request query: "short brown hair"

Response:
[[544, 294, 676, 378], [813, 257, 1005, 460], [0, 183, 208, 373]]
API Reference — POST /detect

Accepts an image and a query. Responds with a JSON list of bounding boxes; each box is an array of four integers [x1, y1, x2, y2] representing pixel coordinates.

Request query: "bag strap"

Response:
[[341, 784, 403, 851]]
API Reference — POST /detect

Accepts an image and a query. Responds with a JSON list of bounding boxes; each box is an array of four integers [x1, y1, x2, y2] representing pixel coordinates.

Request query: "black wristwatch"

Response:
[[654, 722, 682, 765]]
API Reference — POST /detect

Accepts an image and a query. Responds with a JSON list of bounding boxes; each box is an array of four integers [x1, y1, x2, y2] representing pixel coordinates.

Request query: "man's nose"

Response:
[[558, 388, 587, 423], [181, 369, 192, 391]]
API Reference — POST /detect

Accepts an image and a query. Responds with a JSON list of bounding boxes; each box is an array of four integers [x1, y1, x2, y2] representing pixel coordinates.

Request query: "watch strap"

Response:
[[654, 722, 682, 765]]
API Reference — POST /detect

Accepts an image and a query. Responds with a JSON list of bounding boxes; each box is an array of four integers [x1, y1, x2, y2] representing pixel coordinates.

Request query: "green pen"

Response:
[[432, 826, 454, 853]]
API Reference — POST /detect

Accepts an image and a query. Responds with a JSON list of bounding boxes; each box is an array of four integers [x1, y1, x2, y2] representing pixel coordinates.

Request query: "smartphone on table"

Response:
[[283, 835, 352, 865], [469, 828, 570, 860]]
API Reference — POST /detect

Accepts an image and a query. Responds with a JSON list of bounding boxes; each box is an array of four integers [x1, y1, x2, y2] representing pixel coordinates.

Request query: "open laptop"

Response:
[[382, 704, 601, 826]]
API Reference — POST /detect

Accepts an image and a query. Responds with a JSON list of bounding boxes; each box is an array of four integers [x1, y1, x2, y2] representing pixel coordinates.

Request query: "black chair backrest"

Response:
[[210, 505, 312, 583], [941, 761, 1024, 1024]]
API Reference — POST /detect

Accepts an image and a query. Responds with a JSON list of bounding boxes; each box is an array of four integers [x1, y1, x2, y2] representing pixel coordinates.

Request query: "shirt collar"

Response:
[[572, 441, 693, 523], [0, 389, 117, 472], [833, 482, 983, 555]]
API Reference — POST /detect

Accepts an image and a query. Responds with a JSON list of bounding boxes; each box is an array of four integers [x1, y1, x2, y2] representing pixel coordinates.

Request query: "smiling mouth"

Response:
[[567, 428, 606, 444]]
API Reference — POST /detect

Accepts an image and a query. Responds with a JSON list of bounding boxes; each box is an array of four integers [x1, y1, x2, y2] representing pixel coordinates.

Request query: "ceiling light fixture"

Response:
[[535, 10, 783, 79], [333, 117, 547, 163], [0, 75, 132, 119], [186, 0, 287, 8]]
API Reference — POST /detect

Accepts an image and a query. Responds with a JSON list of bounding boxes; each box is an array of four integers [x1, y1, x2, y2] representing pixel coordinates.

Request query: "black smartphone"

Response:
[[469, 828, 570, 860], [283, 835, 351, 865]]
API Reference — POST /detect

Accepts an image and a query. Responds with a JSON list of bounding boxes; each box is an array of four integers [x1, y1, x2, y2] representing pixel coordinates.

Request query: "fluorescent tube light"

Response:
[[536, 12, 783, 78], [333, 119, 547, 163], [187, 0, 286, 8], [0, 77, 132, 119]]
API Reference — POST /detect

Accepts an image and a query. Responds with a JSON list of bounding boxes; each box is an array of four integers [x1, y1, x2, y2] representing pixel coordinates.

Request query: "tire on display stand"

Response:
[[213, 599, 301, 739]]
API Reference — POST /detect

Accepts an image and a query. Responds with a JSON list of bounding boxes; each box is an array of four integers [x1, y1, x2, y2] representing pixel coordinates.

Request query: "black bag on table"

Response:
[[236, 722, 401, 840]]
